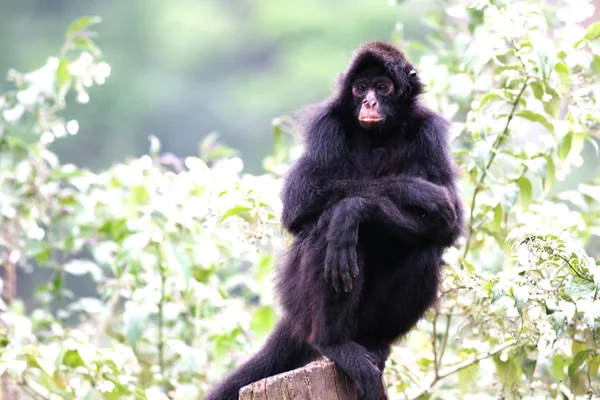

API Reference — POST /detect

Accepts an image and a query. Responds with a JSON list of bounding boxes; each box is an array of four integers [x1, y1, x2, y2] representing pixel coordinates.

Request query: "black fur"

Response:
[[204, 41, 465, 400]]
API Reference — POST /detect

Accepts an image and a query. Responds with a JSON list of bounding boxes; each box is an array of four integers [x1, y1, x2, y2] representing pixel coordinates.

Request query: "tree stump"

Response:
[[238, 361, 389, 400]]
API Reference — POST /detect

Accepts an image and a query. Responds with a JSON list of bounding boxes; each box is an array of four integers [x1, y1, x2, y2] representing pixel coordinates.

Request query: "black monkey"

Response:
[[204, 41, 464, 400]]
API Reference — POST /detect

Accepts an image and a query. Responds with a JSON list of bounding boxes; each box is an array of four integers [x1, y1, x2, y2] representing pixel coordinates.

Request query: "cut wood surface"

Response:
[[238, 361, 389, 400]]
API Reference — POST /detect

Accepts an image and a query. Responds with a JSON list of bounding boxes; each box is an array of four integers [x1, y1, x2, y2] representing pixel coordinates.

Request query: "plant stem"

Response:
[[431, 78, 531, 395], [432, 309, 439, 377], [462, 78, 530, 258], [409, 339, 517, 400], [437, 314, 452, 369], [155, 243, 166, 378]]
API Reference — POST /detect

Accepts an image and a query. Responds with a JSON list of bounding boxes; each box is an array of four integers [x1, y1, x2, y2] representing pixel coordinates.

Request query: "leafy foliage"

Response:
[[0, 1, 599, 399], [383, 0, 600, 398]]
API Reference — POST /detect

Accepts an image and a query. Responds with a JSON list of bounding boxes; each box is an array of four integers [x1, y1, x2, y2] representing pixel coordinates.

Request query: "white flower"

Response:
[[69, 377, 82, 390], [2, 104, 25, 123], [98, 380, 115, 393], [77, 92, 90, 104], [16, 86, 40, 106], [53, 123, 67, 138], [40, 131, 55, 144], [67, 120, 80, 135]]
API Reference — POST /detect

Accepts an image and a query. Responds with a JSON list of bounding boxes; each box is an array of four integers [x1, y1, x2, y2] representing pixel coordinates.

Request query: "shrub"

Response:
[[0, 1, 599, 399]]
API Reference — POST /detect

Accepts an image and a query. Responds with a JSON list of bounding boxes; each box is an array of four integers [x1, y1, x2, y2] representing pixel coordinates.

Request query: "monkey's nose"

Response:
[[362, 98, 377, 108]]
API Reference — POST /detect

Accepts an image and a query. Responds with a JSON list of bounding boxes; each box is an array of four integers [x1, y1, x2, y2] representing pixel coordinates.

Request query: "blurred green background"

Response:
[[0, 0, 436, 174]]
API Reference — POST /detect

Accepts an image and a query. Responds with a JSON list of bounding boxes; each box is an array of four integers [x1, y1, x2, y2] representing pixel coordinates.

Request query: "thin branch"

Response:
[[436, 314, 452, 371], [155, 243, 166, 378], [432, 309, 439, 378], [408, 339, 517, 400], [431, 77, 529, 398], [462, 78, 530, 258], [556, 254, 594, 283], [94, 280, 122, 347], [21, 378, 53, 400]]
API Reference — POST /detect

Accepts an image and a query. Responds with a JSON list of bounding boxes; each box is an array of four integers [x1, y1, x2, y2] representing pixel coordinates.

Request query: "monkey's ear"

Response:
[[409, 69, 417, 76]]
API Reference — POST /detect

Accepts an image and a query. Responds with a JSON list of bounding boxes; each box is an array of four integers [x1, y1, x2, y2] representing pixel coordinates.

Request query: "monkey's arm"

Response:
[[281, 162, 456, 238], [280, 157, 365, 235], [323, 195, 452, 292]]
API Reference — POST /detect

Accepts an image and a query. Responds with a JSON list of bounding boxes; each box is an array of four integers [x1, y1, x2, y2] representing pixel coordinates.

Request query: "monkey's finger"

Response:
[[330, 258, 340, 293], [349, 249, 359, 278], [342, 271, 353, 293], [340, 248, 353, 293]]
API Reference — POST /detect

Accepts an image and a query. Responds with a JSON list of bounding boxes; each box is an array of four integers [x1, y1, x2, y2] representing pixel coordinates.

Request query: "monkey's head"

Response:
[[336, 41, 424, 130]]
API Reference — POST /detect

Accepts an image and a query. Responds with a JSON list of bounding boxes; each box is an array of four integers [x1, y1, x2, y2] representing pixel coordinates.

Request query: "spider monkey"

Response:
[[204, 41, 465, 400]]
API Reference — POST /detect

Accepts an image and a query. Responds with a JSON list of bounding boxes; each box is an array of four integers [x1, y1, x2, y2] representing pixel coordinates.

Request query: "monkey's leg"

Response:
[[310, 270, 386, 400], [365, 344, 391, 373], [312, 340, 385, 400]]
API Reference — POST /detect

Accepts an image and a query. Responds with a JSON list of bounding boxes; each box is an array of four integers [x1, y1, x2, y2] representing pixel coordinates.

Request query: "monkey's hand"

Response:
[[380, 176, 456, 229], [411, 180, 457, 229], [324, 234, 359, 293]]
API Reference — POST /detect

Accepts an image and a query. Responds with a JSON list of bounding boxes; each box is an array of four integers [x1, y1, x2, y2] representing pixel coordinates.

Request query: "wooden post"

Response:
[[239, 361, 389, 400]]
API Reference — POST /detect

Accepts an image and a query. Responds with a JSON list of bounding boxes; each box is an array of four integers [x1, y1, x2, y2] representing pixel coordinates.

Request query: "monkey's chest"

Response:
[[352, 146, 412, 177]]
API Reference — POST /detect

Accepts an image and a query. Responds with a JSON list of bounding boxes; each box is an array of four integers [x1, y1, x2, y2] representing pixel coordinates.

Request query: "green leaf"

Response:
[[516, 110, 554, 134], [200, 132, 237, 162], [62, 349, 86, 368], [250, 306, 276, 340], [493, 354, 522, 386], [255, 254, 274, 285], [542, 155, 556, 191], [173, 247, 192, 282], [98, 218, 129, 242], [558, 132, 573, 161], [478, 92, 504, 109], [491, 284, 505, 304], [66, 16, 102, 39], [551, 355, 568, 380], [536, 51, 554, 82], [521, 358, 537, 380], [122, 231, 151, 254], [568, 350, 594, 377], [56, 59, 71, 89], [131, 185, 148, 206], [592, 55, 600, 74], [64, 260, 103, 280], [512, 285, 529, 315], [220, 205, 253, 223], [458, 256, 475, 274], [464, 41, 494, 73], [492, 203, 504, 231], [584, 22, 600, 41], [72, 36, 100, 55], [530, 82, 561, 117], [125, 312, 146, 347], [517, 176, 533, 210], [458, 363, 479, 392], [554, 61, 571, 93], [493, 65, 522, 74]]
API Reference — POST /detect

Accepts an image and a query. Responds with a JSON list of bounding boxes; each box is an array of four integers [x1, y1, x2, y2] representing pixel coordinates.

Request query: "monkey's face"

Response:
[[352, 75, 395, 129], [347, 61, 420, 130]]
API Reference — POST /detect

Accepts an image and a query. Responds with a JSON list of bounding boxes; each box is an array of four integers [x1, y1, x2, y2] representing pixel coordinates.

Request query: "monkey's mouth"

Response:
[[359, 116, 386, 127], [360, 117, 385, 123]]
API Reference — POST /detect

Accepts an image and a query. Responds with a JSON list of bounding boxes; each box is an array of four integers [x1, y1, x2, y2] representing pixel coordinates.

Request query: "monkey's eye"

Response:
[[376, 83, 391, 94], [353, 85, 367, 96]]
